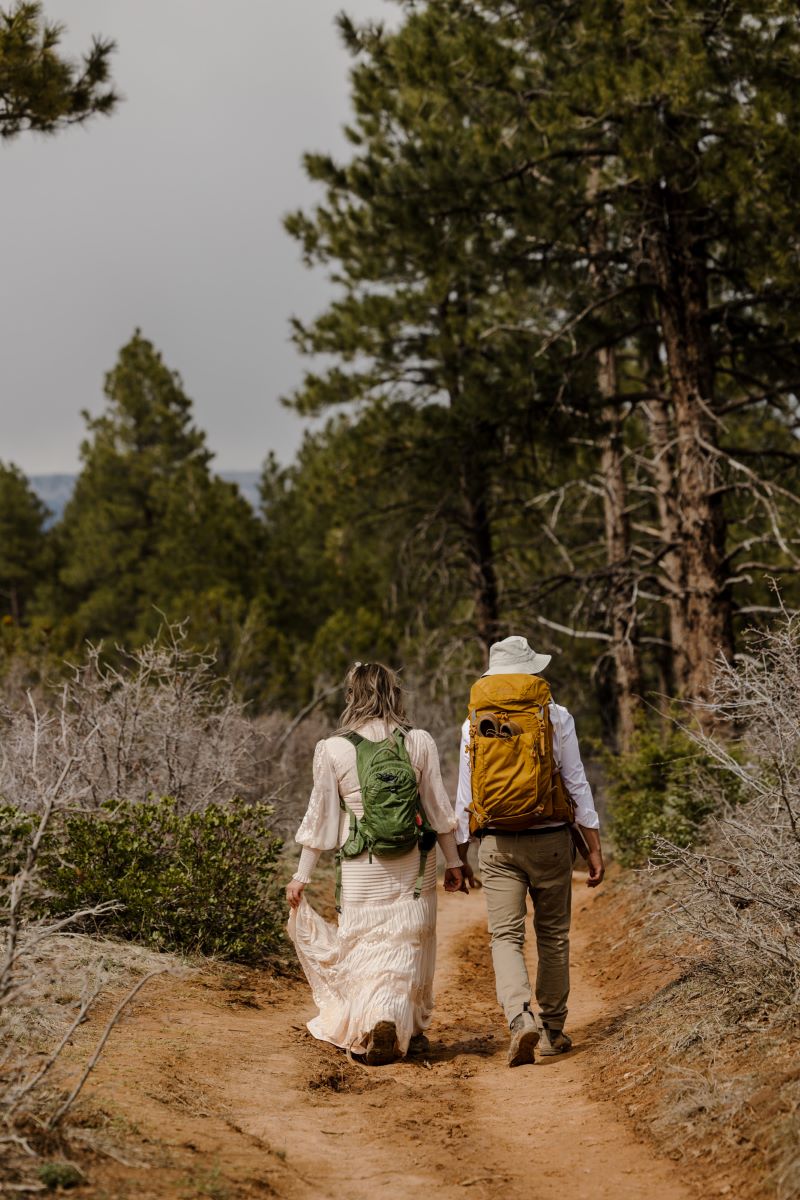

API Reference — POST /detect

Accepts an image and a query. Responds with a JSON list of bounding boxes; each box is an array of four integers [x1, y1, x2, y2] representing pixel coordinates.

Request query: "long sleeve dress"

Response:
[[287, 718, 461, 1056]]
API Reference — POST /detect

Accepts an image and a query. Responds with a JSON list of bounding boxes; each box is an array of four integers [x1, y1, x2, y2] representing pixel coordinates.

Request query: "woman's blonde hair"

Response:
[[335, 661, 409, 734]]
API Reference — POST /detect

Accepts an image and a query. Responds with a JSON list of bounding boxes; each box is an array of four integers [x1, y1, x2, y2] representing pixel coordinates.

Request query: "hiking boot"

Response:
[[365, 1020, 400, 1065], [477, 711, 501, 738], [499, 719, 523, 738], [539, 1024, 572, 1055], [407, 1032, 430, 1058], [507, 1008, 539, 1068]]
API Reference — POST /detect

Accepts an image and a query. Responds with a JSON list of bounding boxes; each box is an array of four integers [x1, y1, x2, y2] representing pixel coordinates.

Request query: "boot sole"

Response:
[[365, 1020, 400, 1066], [508, 1027, 539, 1068]]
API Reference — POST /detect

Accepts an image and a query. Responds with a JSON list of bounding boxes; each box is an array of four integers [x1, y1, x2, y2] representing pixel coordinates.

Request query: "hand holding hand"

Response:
[[459, 861, 480, 892], [286, 879, 306, 909], [443, 867, 463, 892]]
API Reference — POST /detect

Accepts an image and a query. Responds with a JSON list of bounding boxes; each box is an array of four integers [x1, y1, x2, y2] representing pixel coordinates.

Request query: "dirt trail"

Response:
[[71, 883, 696, 1200]]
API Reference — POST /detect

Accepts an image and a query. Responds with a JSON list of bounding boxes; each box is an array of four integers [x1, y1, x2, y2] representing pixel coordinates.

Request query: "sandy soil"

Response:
[[64, 877, 698, 1200]]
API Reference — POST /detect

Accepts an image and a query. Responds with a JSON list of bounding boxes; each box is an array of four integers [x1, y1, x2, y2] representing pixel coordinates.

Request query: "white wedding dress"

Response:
[[287, 719, 460, 1055]]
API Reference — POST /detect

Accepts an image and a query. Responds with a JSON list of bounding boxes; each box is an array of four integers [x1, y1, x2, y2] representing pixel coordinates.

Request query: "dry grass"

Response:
[[597, 926, 800, 1200], [594, 619, 800, 1200], [596, 615, 800, 1200], [0, 625, 257, 1191], [0, 927, 186, 1191]]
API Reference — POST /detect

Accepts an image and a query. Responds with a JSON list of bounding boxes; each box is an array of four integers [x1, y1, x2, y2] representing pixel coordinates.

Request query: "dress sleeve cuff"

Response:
[[292, 846, 321, 883], [436, 830, 462, 870]]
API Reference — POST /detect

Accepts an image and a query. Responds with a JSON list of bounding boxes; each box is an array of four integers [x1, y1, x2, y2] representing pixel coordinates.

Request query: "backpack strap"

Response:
[[335, 849, 343, 912], [334, 801, 360, 912], [413, 846, 428, 900], [342, 731, 365, 747], [550, 701, 562, 771]]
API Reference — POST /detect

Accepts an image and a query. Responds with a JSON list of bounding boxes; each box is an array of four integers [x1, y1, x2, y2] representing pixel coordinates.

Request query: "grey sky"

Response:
[[2, 0, 394, 474]]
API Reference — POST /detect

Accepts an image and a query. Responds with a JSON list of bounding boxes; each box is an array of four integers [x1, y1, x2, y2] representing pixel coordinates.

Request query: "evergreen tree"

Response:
[[255, 407, 454, 705], [284, 7, 591, 661], [449, 0, 800, 701], [57, 332, 260, 650], [0, 460, 49, 621], [285, 0, 800, 725], [0, 1, 117, 138]]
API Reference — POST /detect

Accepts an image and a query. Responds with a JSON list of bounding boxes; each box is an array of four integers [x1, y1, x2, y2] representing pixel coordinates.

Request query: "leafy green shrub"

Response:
[[604, 722, 741, 867], [39, 797, 285, 963], [0, 801, 35, 874], [38, 1162, 84, 1191]]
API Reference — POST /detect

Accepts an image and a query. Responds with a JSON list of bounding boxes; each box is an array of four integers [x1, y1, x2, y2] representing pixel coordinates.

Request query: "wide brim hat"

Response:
[[482, 635, 551, 676]]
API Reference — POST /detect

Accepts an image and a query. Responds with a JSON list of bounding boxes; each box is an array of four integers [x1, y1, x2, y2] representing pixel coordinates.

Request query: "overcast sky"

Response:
[[2, 0, 395, 475]]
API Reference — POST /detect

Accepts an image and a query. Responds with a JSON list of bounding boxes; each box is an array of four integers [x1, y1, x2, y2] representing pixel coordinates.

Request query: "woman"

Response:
[[286, 662, 463, 1065]]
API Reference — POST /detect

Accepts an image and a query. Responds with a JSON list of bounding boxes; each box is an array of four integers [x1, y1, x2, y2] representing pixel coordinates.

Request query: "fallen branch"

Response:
[[47, 967, 170, 1130]]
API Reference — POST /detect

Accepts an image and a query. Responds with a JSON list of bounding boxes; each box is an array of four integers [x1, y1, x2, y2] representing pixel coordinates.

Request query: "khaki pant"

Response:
[[478, 827, 574, 1029]]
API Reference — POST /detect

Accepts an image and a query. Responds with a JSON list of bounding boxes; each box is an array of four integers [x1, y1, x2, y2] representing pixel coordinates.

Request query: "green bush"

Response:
[[604, 722, 741, 867], [38, 797, 285, 963], [0, 801, 35, 874], [38, 1162, 84, 1191]]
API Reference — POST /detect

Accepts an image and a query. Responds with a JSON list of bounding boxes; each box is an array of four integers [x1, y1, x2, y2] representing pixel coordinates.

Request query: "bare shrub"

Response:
[[0, 708, 177, 1184], [653, 613, 800, 1009], [605, 613, 800, 1199], [0, 623, 257, 815], [251, 708, 332, 840]]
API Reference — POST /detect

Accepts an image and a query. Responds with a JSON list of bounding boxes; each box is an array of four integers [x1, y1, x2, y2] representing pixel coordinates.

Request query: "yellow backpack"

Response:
[[467, 674, 575, 834]]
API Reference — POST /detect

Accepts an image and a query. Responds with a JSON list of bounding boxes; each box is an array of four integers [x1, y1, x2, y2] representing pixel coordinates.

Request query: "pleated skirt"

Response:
[[288, 847, 437, 1055]]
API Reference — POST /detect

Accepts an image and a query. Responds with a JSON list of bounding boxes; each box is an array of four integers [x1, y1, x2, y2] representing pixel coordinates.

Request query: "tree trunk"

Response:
[[458, 451, 501, 660], [646, 183, 733, 703], [587, 168, 642, 746], [444, 344, 501, 660], [638, 322, 691, 696], [597, 346, 641, 750], [645, 393, 691, 694]]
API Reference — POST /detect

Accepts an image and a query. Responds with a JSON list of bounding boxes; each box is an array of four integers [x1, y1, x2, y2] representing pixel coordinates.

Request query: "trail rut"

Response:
[[68, 881, 696, 1199]]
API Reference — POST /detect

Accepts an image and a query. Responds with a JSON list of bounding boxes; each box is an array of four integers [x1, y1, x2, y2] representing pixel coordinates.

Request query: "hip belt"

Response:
[[476, 823, 568, 839]]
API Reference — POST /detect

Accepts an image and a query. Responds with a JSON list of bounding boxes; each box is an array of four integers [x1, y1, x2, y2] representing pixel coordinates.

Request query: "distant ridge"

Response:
[[28, 471, 262, 525]]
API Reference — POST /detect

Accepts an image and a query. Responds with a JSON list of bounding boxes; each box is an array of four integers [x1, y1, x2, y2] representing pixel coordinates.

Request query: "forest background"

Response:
[[5, 0, 800, 767], [2, 4, 800, 1194]]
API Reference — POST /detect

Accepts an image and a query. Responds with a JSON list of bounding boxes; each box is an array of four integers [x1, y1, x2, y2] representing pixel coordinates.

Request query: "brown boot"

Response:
[[407, 1032, 430, 1058], [539, 1024, 572, 1055], [365, 1020, 400, 1065], [507, 1008, 539, 1068], [477, 711, 501, 738], [499, 719, 523, 738]]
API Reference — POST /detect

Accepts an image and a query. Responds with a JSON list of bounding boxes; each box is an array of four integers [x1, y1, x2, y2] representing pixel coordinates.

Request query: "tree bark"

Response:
[[587, 167, 642, 746], [638, 324, 691, 696], [597, 346, 641, 750], [645, 183, 734, 703], [645, 393, 691, 694]]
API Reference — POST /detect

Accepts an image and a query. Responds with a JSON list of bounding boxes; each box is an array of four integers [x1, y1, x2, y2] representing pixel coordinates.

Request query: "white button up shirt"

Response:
[[455, 702, 599, 843]]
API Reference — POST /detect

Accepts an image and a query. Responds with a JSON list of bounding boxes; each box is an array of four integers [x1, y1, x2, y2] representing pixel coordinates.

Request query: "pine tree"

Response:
[[255, 406, 453, 704], [0, 460, 49, 621], [464, 0, 800, 701], [284, 0, 800, 727], [0, 2, 117, 138], [284, 7, 591, 660], [57, 332, 259, 648]]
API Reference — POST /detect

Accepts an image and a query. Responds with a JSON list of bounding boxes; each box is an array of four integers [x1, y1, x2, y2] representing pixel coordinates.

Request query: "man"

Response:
[[456, 635, 604, 1067]]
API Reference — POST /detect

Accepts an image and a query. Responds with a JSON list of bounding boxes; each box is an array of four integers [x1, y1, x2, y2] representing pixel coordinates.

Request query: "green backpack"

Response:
[[335, 729, 437, 910]]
